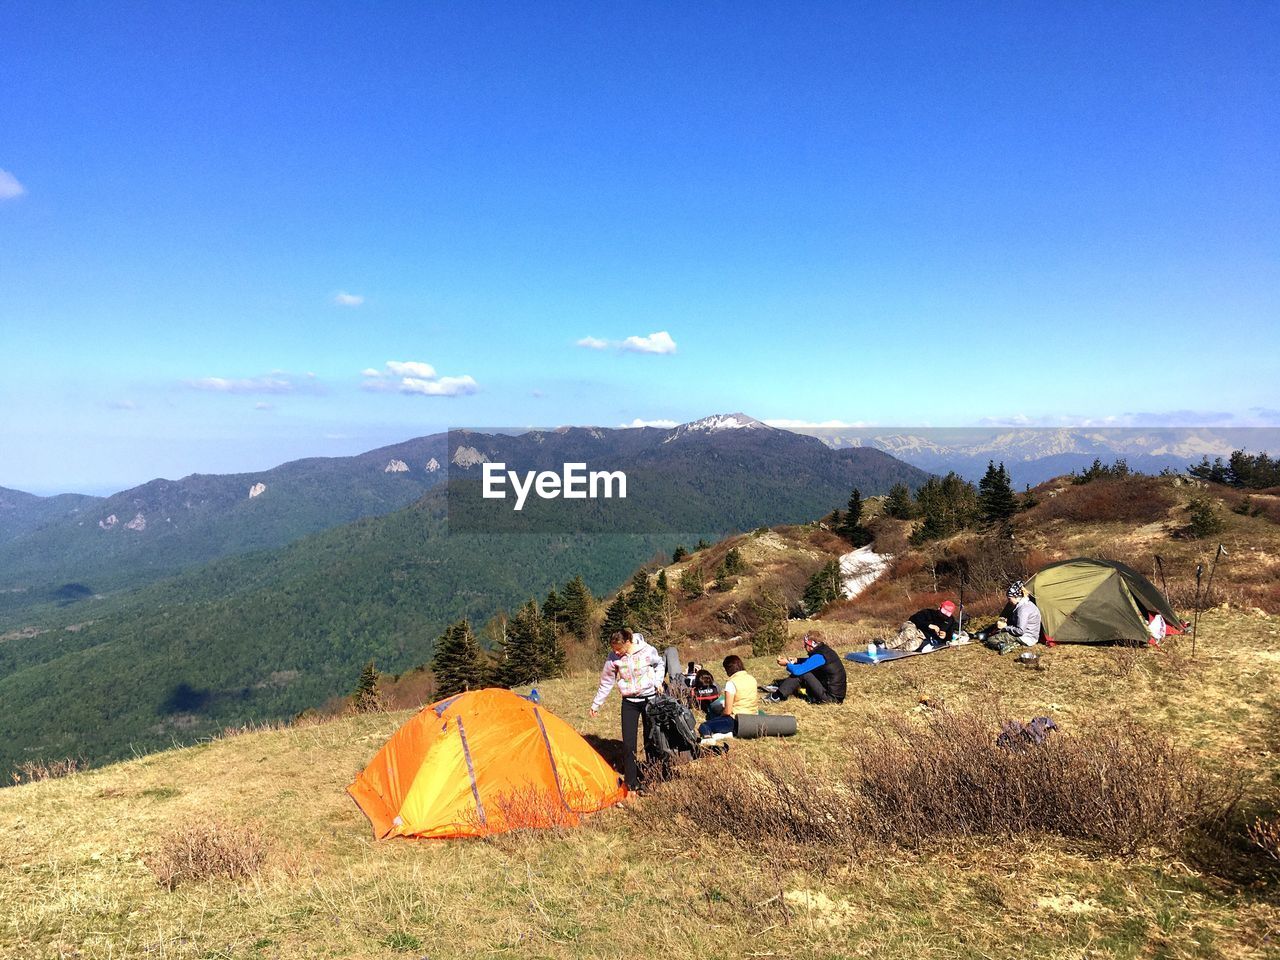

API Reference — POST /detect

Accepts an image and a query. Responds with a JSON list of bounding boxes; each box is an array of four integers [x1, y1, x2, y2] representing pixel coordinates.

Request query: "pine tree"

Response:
[[723, 547, 747, 575], [656, 569, 669, 593], [978, 461, 1018, 525], [542, 587, 565, 632], [678, 564, 704, 599], [561, 575, 594, 642], [911, 472, 979, 545], [431, 619, 490, 698], [672, 545, 689, 563], [499, 600, 549, 687], [884, 482, 915, 520], [601, 593, 631, 644], [751, 589, 788, 657], [802, 558, 843, 614], [350, 660, 382, 713], [695, 538, 711, 551], [837, 488, 873, 546], [829, 508, 843, 530], [713, 560, 734, 592]]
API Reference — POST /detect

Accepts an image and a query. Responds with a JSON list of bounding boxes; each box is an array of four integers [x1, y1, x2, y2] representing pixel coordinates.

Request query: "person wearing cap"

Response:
[[770, 631, 847, 705], [981, 580, 1043, 654], [883, 600, 961, 653]]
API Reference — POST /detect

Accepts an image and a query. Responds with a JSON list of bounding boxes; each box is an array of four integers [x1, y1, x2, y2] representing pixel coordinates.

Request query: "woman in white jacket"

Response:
[[589, 628, 664, 791]]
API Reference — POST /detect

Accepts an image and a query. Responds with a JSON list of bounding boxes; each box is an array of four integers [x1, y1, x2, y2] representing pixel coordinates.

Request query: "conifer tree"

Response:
[[751, 589, 788, 657], [678, 564, 704, 599], [695, 538, 712, 551], [978, 461, 1018, 525], [837, 488, 874, 546], [601, 593, 631, 644], [713, 560, 734, 592], [802, 558, 844, 614], [884, 482, 915, 520], [672, 545, 689, 563], [350, 660, 382, 713], [723, 547, 747, 575], [542, 587, 565, 632], [431, 619, 490, 698], [499, 600, 551, 687], [656, 569, 669, 593], [561, 575, 594, 642], [829, 508, 843, 530]]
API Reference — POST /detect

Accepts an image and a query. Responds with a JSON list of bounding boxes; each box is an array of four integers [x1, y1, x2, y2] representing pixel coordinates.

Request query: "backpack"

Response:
[[644, 694, 702, 757]]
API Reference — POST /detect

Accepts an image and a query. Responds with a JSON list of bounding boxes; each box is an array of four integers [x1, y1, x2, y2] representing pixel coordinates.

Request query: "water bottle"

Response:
[[529, 687, 541, 703], [866, 642, 877, 658]]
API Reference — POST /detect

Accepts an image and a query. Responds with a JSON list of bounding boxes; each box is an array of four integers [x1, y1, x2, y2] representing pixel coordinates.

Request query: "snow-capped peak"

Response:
[[663, 413, 772, 442]]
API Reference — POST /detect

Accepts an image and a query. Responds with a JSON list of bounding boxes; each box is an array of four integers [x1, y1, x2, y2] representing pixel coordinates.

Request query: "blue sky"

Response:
[[2, 2, 1277, 493]]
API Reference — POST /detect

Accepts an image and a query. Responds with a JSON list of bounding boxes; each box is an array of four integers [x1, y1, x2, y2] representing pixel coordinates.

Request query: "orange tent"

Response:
[[347, 688, 627, 839]]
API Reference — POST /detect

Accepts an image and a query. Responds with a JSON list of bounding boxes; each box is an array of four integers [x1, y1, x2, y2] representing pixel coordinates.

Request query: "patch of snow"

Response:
[[839, 546, 890, 599], [663, 412, 771, 442]]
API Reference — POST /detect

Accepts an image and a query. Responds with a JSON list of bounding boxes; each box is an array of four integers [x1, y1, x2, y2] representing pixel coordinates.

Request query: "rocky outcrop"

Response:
[[425, 457, 440, 472], [384, 460, 409, 473], [451, 446, 489, 468], [248, 482, 267, 498], [124, 513, 146, 532], [98, 514, 118, 530]]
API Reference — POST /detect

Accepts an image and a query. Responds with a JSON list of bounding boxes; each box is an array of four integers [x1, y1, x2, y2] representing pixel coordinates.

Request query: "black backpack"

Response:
[[644, 694, 702, 757]]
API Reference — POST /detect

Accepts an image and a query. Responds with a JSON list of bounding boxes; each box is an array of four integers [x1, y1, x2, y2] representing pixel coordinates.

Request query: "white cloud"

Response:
[[620, 418, 679, 429], [333, 291, 364, 307], [576, 331, 678, 355], [0, 170, 25, 200], [765, 418, 871, 429], [254, 402, 274, 411], [105, 399, 137, 411], [385, 360, 437, 379], [362, 361, 478, 397], [621, 331, 677, 355], [186, 375, 297, 394]]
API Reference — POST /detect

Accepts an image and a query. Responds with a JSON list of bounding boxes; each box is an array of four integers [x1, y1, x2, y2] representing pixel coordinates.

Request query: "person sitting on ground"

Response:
[[980, 580, 1043, 655], [691, 668, 720, 715], [699, 655, 760, 736], [770, 632, 847, 705], [882, 599, 961, 653]]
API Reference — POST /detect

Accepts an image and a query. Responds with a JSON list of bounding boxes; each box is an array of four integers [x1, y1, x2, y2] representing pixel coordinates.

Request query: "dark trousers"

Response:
[[776, 672, 835, 704], [620, 696, 654, 790]]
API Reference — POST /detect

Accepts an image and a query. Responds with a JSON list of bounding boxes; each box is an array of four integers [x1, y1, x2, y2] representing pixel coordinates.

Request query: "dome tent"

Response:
[[1025, 558, 1183, 645], [348, 688, 626, 840]]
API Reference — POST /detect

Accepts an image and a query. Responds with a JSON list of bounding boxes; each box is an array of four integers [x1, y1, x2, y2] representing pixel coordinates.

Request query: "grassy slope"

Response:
[[2, 607, 1277, 960]]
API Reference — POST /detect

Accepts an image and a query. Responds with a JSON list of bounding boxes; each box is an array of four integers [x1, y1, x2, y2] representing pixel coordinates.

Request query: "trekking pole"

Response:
[[1191, 562, 1204, 658], [1154, 554, 1170, 600], [1199, 544, 1227, 654], [957, 580, 965, 636]]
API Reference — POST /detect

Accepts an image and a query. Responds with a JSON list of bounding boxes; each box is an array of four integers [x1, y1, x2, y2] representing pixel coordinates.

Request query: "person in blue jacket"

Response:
[[769, 631, 847, 704]]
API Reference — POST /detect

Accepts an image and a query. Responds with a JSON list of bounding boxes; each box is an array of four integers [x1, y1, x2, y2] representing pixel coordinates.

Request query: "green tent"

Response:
[[1025, 558, 1182, 644]]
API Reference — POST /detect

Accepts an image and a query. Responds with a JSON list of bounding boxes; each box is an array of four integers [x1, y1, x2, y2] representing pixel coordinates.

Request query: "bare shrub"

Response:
[[1028, 477, 1172, 525], [647, 710, 1237, 862], [1248, 815, 1280, 863], [9, 756, 83, 786], [1108, 645, 1144, 679], [145, 819, 269, 889]]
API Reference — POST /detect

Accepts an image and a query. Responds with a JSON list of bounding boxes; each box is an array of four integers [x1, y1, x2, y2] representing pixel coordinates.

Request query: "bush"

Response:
[[645, 710, 1237, 862], [9, 756, 83, 785], [1186, 495, 1225, 539], [1029, 476, 1172, 525], [145, 819, 269, 889], [750, 589, 788, 657]]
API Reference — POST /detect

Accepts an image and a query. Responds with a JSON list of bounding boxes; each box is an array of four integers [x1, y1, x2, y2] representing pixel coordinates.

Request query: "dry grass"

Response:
[[646, 709, 1239, 863], [8, 755, 83, 786], [1, 613, 1278, 958], [144, 819, 270, 889]]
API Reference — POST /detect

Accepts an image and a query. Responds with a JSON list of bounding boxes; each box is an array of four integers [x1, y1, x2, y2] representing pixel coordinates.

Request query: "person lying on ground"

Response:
[[769, 631, 847, 704], [980, 580, 1043, 655], [882, 599, 961, 653], [589, 628, 665, 791], [699, 655, 760, 736]]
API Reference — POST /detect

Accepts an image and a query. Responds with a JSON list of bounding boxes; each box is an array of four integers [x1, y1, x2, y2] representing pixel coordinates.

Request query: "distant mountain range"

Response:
[[0, 414, 927, 775], [790, 427, 1279, 488]]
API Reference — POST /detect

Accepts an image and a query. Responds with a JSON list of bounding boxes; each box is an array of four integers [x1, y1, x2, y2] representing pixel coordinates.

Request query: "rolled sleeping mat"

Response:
[[734, 713, 798, 739]]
